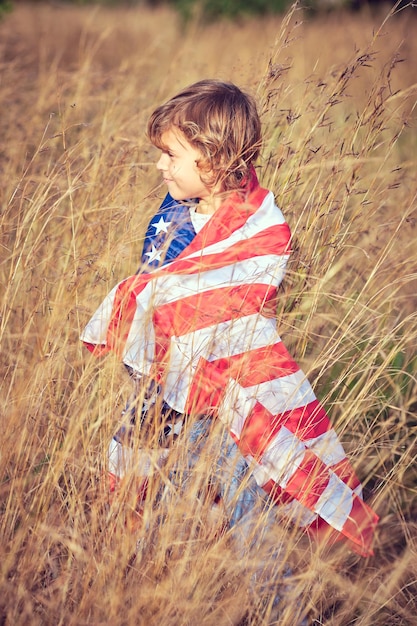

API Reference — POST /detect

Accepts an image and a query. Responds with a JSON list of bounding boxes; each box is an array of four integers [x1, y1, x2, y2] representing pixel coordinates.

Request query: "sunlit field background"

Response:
[[1, 1, 416, 624]]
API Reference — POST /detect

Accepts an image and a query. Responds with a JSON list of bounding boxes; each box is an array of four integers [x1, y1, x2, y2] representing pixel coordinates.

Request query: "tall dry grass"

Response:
[[0, 2, 416, 624]]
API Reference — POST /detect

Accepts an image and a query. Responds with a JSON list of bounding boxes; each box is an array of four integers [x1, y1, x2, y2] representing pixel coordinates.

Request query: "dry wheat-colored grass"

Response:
[[1, 2, 416, 624]]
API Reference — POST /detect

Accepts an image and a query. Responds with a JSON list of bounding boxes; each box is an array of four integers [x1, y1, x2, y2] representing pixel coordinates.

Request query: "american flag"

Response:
[[81, 171, 378, 556]]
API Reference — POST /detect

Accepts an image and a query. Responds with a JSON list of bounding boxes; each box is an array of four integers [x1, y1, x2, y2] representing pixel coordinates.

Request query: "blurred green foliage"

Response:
[[0, 0, 12, 19], [1, 0, 294, 20], [164, 0, 291, 21], [2, 0, 404, 22]]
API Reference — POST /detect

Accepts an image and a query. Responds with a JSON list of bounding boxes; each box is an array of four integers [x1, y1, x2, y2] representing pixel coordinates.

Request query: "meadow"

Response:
[[0, 1, 416, 624]]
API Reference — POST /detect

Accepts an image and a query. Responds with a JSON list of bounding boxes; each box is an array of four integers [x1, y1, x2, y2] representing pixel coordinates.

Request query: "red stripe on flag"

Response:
[[178, 183, 270, 256], [238, 400, 331, 460], [305, 495, 378, 557], [262, 476, 378, 556], [185, 357, 227, 416], [160, 221, 291, 277], [213, 341, 300, 387], [153, 283, 276, 337], [279, 401, 331, 440], [261, 478, 295, 506], [283, 450, 331, 510], [339, 496, 379, 556], [184, 339, 303, 426], [106, 275, 149, 356], [238, 402, 280, 458], [331, 457, 362, 492], [83, 342, 109, 356]]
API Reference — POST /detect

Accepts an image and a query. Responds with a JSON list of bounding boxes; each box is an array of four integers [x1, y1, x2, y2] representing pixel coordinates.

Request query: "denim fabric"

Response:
[[165, 419, 307, 624], [180, 418, 265, 530]]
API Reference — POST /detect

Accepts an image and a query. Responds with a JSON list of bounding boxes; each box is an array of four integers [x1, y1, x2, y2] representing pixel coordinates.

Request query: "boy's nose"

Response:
[[157, 153, 168, 171]]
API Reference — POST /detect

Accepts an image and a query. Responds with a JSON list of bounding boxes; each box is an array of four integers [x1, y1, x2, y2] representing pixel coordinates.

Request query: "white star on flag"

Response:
[[145, 244, 163, 264], [152, 216, 171, 235]]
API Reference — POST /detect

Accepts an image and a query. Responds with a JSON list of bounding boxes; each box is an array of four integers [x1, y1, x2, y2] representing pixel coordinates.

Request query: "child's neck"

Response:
[[196, 191, 227, 215]]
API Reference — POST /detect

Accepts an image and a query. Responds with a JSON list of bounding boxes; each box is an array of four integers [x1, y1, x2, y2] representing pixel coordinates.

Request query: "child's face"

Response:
[[156, 128, 219, 212]]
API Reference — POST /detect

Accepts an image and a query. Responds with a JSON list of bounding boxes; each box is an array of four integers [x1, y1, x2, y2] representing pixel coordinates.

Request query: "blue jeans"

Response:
[[165, 419, 303, 621]]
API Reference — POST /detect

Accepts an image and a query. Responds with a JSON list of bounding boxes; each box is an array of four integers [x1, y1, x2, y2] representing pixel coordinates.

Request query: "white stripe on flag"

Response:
[[144, 254, 288, 308], [305, 429, 347, 467], [252, 370, 317, 416], [314, 472, 354, 531], [80, 285, 118, 345], [259, 425, 306, 487], [218, 379, 257, 436]]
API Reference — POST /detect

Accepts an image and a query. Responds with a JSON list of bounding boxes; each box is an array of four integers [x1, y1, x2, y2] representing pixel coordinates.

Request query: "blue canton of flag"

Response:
[[139, 193, 197, 272]]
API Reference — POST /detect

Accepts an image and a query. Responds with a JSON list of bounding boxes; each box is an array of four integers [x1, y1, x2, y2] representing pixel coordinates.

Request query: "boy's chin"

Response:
[[169, 192, 189, 202]]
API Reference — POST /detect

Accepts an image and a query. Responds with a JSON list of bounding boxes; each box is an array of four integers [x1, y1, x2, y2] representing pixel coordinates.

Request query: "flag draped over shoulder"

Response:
[[140, 192, 197, 269], [81, 171, 378, 557]]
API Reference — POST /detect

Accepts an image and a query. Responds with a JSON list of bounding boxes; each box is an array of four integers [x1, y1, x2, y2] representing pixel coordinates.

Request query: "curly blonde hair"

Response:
[[147, 79, 262, 192]]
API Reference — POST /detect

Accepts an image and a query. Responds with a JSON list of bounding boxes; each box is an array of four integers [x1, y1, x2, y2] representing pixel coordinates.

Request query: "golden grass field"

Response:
[[1, 1, 416, 624]]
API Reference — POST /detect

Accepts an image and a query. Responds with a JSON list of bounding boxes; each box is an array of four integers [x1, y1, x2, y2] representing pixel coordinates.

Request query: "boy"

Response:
[[81, 79, 378, 586]]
